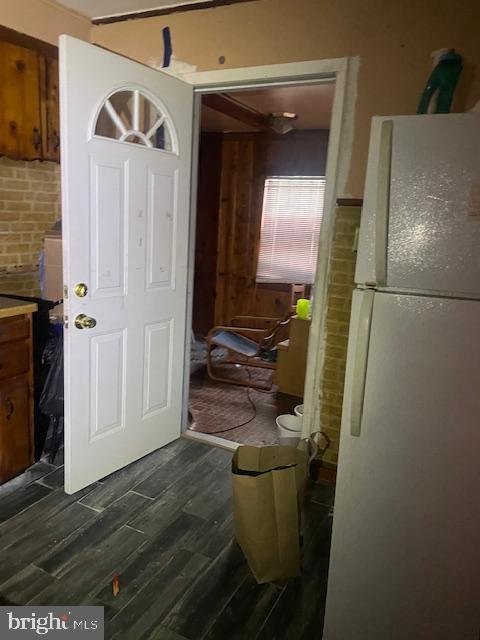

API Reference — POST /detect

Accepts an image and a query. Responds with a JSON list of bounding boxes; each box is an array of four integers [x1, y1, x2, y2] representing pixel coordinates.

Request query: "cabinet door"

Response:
[[40, 56, 60, 162], [0, 376, 33, 484], [0, 41, 43, 160], [0, 340, 30, 380]]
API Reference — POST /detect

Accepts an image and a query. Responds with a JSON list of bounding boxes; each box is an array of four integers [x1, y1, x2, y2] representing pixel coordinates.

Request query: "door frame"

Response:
[[181, 57, 357, 442]]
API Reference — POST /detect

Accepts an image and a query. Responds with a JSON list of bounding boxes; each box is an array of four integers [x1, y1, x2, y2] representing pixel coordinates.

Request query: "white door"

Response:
[[323, 290, 480, 640], [356, 114, 480, 295], [60, 36, 193, 493]]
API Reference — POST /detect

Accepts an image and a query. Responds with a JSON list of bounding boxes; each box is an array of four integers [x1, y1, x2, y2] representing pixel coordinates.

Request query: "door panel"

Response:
[[324, 291, 480, 639], [90, 330, 126, 441], [90, 157, 128, 296], [60, 36, 193, 493], [142, 320, 172, 417], [146, 169, 176, 289]]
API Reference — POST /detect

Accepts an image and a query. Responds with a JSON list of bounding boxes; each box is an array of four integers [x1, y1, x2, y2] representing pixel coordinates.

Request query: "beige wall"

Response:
[[92, 0, 480, 196], [0, 0, 90, 45]]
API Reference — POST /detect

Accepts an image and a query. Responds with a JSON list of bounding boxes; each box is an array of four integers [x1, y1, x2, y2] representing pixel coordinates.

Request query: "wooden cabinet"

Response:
[[41, 56, 60, 162], [276, 316, 311, 397], [0, 33, 59, 162], [0, 310, 35, 485], [0, 41, 43, 160], [0, 376, 32, 483]]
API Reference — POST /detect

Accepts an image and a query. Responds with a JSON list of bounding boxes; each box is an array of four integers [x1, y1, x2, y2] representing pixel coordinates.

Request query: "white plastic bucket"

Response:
[[294, 404, 304, 417], [276, 414, 302, 448]]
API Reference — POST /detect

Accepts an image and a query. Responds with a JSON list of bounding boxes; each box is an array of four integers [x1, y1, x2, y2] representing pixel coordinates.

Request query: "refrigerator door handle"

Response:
[[374, 120, 393, 286], [350, 290, 375, 437]]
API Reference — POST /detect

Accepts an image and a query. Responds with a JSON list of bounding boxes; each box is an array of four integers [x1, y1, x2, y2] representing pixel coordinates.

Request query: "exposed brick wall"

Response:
[[320, 205, 361, 465], [0, 157, 61, 296]]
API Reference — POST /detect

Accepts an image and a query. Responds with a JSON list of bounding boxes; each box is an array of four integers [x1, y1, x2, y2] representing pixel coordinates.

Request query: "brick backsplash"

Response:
[[320, 205, 361, 465], [0, 157, 61, 296]]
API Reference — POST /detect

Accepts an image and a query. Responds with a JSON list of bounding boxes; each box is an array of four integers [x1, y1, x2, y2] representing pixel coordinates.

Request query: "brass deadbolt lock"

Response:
[[74, 314, 97, 330], [74, 283, 88, 297]]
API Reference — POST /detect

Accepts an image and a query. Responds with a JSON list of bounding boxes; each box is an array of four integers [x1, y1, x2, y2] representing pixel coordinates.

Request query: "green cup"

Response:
[[296, 298, 310, 319]]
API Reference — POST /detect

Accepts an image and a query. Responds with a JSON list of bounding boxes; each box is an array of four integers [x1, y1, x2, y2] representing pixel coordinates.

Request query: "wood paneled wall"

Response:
[[192, 132, 223, 335], [192, 129, 329, 335]]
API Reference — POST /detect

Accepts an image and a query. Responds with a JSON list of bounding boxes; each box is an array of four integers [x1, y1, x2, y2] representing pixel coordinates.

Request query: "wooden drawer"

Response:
[[0, 376, 32, 484], [0, 340, 30, 381], [0, 315, 30, 345]]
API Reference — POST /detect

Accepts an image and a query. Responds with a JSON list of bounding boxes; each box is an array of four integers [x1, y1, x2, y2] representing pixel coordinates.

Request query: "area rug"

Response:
[[189, 364, 298, 446]]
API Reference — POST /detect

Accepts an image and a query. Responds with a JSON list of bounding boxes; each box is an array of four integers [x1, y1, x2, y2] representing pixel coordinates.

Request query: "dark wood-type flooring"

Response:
[[189, 366, 299, 446], [0, 437, 335, 639]]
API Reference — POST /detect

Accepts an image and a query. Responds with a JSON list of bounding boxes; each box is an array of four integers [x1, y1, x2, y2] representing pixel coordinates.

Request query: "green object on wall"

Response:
[[417, 49, 463, 114]]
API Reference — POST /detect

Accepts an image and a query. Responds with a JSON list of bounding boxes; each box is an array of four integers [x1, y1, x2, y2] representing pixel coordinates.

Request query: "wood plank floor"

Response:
[[0, 438, 335, 640]]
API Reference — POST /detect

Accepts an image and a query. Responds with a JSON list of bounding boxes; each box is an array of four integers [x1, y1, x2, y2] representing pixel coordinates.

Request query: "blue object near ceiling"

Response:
[[162, 26, 172, 68], [417, 49, 463, 114]]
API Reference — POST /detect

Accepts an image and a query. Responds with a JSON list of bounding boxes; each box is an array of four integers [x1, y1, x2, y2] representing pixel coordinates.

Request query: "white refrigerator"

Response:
[[323, 114, 480, 640]]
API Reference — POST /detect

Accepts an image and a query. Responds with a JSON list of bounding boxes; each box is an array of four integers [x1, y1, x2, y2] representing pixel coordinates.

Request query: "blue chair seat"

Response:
[[210, 329, 259, 358]]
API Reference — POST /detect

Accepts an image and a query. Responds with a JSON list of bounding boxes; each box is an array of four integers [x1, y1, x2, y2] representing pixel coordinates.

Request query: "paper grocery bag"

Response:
[[232, 445, 308, 584]]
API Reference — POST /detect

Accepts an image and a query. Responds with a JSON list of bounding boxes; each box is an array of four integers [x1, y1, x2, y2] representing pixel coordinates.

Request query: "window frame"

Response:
[[255, 175, 326, 285], [90, 85, 179, 155]]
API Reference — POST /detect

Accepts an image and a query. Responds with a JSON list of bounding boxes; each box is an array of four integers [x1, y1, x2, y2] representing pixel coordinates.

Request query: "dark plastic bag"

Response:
[[39, 330, 64, 417], [41, 324, 62, 368], [39, 330, 64, 464]]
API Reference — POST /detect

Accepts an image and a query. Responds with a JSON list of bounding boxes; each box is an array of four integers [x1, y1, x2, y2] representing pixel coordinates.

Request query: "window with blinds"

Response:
[[256, 176, 326, 284]]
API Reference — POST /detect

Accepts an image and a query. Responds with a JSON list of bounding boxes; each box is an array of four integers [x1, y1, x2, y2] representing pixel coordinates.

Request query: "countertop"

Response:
[[0, 297, 38, 319]]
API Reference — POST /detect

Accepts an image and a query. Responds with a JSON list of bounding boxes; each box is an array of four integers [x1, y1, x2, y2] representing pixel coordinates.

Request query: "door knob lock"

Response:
[[74, 314, 97, 330], [74, 283, 88, 297]]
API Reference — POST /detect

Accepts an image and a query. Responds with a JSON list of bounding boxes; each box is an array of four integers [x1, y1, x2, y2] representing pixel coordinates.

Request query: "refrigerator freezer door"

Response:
[[389, 114, 480, 295], [356, 114, 480, 296], [323, 291, 480, 640]]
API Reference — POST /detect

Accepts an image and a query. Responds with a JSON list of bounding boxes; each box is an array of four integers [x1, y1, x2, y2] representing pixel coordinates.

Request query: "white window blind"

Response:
[[256, 176, 326, 284]]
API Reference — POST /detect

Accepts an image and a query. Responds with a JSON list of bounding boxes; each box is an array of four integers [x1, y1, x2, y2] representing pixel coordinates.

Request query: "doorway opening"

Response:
[[0, 42, 351, 494], [186, 81, 335, 449]]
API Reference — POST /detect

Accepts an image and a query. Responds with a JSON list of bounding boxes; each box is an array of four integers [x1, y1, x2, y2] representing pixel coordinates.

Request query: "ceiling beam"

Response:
[[92, 0, 259, 25], [202, 93, 272, 132]]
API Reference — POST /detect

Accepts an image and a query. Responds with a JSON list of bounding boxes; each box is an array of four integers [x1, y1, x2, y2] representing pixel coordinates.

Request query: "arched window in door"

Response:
[[94, 89, 175, 152]]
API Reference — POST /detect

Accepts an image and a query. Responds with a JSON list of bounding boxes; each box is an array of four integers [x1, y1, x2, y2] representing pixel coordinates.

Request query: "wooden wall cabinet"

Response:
[[40, 56, 60, 162], [0, 37, 59, 162], [0, 41, 43, 160]]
